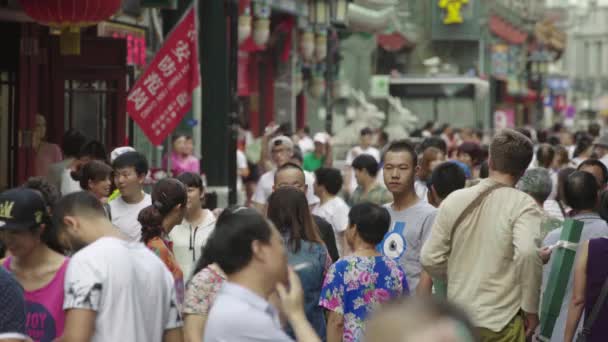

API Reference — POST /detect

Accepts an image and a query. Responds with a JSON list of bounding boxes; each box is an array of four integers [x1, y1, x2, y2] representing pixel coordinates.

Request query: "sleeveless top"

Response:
[[3, 257, 69, 342], [585, 237, 608, 341]]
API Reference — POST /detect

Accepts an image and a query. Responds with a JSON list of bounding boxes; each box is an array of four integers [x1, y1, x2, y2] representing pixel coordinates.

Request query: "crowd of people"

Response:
[[0, 121, 607, 342]]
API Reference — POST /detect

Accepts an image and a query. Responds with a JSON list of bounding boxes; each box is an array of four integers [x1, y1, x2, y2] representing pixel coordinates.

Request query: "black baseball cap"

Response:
[[0, 188, 47, 231]]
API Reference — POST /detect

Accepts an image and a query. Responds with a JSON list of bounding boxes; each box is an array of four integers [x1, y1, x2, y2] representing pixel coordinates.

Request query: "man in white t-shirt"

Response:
[[252, 136, 319, 212], [345, 128, 381, 193], [53, 191, 182, 342], [312, 167, 350, 256], [109, 151, 152, 241]]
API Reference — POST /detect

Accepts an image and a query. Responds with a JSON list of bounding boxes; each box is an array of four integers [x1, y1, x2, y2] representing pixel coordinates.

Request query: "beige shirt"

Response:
[[421, 178, 543, 332]]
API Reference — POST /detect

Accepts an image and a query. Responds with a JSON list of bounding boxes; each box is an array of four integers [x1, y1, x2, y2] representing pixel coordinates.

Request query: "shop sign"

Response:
[[494, 108, 515, 130], [98, 22, 147, 67], [439, 0, 469, 25], [370, 75, 390, 98], [126, 7, 200, 146], [491, 44, 509, 80]]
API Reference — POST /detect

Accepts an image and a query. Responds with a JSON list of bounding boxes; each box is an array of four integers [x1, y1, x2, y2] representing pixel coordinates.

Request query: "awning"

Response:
[[489, 15, 528, 45], [377, 32, 413, 51]]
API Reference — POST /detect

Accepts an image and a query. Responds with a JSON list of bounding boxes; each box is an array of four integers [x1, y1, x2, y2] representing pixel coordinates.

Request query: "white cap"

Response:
[[313, 132, 329, 144], [110, 146, 136, 163], [268, 136, 294, 153]]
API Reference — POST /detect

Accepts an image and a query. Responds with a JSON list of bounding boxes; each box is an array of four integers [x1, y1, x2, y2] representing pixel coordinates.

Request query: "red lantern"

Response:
[[19, 0, 122, 55]]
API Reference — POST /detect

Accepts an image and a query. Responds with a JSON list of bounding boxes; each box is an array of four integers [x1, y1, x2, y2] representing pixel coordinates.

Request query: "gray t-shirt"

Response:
[[542, 213, 608, 342], [384, 200, 437, 292]]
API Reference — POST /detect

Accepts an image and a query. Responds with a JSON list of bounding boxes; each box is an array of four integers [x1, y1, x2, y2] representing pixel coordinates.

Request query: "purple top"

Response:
[[585, 237, 608, 341], [163, 152, 200, 176]]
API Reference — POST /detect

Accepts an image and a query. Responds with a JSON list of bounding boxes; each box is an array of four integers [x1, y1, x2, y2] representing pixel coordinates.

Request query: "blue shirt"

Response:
[[0, 267, 27, 341], [204, 282, 294, 342]]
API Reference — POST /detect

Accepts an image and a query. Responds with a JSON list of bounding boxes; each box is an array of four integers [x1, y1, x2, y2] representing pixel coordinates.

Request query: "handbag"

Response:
[[576, 275, 608, 342]]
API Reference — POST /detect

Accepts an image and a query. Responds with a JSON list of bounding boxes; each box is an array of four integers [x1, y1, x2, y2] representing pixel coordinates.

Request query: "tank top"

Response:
[[3, 257, 69, 342], [585, 237, 608, 341]]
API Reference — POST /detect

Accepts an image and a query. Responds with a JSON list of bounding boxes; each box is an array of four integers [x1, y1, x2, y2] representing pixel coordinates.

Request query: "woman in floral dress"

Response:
[[320, 203, 409, 342]]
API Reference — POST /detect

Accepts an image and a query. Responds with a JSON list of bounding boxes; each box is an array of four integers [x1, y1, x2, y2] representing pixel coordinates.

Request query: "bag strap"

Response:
[[450, 183, 506, 241], [582, 275, 608, 334]]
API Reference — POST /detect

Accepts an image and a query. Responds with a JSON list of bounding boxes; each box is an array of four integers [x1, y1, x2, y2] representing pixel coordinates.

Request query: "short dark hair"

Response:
[[479, 161, 489, 179], [112, 151, 149, 176], [360, 127, 373, 136], [194, 207, 273, 276], [430, 163, 466, 200], [177, 172, 204, 192], [577, 159, 608, 186], [352, 154, 380, 177], [489, 129, 533, 177], [384, 140, 418, 166], [457, 142, 481, 165], [74, 161, 113, 191], [348, 203, 391, 245], [314, 168, 343, 195], [565, 171, 599, 210], [589, 122, 601, 137], [22, 177, 60, 208], [418, 137, 447, 155], [53, 191, 107, 229], [536, 144, 555, 169], [62, 129, 87, 158], [77, 140, 107, 161]]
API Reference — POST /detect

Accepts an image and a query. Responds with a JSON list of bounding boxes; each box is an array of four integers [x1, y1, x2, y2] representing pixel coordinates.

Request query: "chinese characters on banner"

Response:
[[126, 6, 200, 146]]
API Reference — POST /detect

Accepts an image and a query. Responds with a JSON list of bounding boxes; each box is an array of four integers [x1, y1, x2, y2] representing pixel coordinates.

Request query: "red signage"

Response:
[[127, 7, 200, 146]]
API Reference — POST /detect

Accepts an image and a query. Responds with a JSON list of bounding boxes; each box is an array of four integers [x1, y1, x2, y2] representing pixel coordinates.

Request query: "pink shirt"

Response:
[[163, 152, 200, 176], [34, 142, 63, 178], [3, 257, 69, 342]]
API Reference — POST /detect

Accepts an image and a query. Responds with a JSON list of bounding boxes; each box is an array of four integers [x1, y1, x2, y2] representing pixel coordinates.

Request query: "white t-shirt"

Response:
[[252, 170, 320, 206], [60, 168, 82, 195], [63, 237, 182, 342], [109, 193, 152, 242], [169, 210, 217, 278], [312, 197, 350, 255]]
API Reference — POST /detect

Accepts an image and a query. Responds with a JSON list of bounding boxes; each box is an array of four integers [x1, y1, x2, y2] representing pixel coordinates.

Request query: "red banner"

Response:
[[127, 7, 200, 146]]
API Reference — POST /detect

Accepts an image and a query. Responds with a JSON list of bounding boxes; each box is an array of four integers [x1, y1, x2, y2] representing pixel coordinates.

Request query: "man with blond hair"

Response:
[[422, 129, 543, 341]]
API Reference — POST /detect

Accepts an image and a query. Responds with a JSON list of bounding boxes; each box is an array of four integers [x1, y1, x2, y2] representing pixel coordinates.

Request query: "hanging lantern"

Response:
[[238, 0, 252, 44], [19, 0, 122, 55], [330, 0, 349, 27], [315, 0, 330, 27], [253, 1, 271, 46], [308, 0, 316, 24], [315, 30, 328, 62], [300, 30, 315, 61]]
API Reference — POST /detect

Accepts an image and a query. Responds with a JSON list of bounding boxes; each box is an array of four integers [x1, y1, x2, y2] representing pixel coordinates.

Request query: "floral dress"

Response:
[[319, 255, 409, 342], [146, 237, 185, 307], [183, 264, 226, 316]]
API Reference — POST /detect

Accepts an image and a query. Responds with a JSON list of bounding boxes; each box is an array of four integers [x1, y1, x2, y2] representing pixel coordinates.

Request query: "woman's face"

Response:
[[173, 137, 187, 155], [429, 153, 445, 171], [0, 229, 41, 258], [186, 186, 203, 212], [89, 177, 112, 199]]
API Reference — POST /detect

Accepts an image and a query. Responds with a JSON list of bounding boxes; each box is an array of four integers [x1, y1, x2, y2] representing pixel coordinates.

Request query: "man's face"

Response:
[[58, 216, 89, 253], [580, 165, 605, 190], [354, 168, 366, 186], [114, 166, 144, 198], [274, 168, 307, 193], [595, 146, 608, 158], [257, 224, 288, 285], [457, 152, 473, 168], [271, 144, 293, 167], [383, 151, 417, 195], [361, 134, 373, 148], [314, 142, 325, 155]]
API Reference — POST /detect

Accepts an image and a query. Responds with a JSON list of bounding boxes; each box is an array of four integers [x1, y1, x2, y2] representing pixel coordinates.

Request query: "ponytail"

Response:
[[138, 206, 165, 244]]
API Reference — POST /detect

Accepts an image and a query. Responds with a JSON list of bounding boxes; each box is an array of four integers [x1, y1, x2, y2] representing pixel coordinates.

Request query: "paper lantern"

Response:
[[253, 1, 271, 46], [19, 0, 122, 55], [315, 31, 327, 62], [238, 0, 252, 44], [300, 30, 315, 60]]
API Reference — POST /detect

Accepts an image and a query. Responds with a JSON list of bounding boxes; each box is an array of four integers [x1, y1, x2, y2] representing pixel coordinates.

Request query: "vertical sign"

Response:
[[126, 6, 200, 146]]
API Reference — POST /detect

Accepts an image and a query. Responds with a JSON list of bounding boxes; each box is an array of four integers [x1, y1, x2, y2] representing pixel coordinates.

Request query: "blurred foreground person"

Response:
[[0, 267, 28, 341]]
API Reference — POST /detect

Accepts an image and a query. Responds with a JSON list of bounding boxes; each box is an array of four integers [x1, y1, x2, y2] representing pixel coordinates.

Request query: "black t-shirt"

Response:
[[313, 215, 340, 262], [0, 267, 26, 338]]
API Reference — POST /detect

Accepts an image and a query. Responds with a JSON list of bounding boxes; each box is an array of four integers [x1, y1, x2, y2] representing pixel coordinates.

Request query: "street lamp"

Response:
[[330, 0, 348, 27]]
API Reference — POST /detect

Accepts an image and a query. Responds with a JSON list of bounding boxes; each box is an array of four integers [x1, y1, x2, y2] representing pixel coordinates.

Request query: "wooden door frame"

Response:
[[48, 36, 127, 152]]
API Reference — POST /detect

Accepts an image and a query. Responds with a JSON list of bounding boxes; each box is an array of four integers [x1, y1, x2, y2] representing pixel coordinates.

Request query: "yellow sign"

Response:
[[439, 0, 469, 25], [0, 201, 14, 219]]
